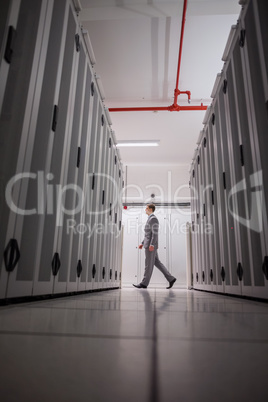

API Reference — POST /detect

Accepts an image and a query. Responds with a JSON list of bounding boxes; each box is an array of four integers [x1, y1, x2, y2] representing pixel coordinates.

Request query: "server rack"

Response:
[[0, 0, 123, 301], [190, 0, 268, 299]]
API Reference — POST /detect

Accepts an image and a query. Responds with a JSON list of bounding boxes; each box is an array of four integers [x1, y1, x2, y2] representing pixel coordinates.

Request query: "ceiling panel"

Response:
[[79, 0, 241, 166]]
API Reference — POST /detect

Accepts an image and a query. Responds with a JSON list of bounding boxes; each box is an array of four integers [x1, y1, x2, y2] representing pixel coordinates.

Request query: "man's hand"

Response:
[[138, 244, 143, 249], [149, 245, 154, 252]]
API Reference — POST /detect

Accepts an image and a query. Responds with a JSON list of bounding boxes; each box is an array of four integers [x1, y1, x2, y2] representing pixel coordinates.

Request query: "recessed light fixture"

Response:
[[116, 140, 160, 148]]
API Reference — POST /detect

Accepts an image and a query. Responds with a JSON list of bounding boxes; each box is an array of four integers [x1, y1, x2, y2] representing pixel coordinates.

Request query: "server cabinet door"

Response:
[[0, 0, 53, 299], [229, 34, 266, 298], [207, 122, 223, 292], [200, 133, 211, 290], [240, 0, 268, 296], [111, 154, 120, 287], [224, 58, 254, 297], [103, 133, 115, 288], [193, 157, 202, 289], [35, 3, 78, 295], [190, 170, 198, 289], [83, 92, 99, 291], [210, 104, 230, 293], [51, 47, 89, 294], [95, 121, 109, 288], [203, 127, 217, 291], [88, 102, 104, 290], [77, 67, 95, 292], [101, 132, 113, 289], [0, 0, 20, 113], [107, 143, 118, 287]]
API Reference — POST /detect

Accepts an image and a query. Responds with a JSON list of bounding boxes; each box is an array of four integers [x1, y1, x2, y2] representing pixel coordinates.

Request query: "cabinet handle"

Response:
[[52, 105, 59, 132], [115, 270, 118, 280], [102, 190, 105, 205], [221, 266, 225, 282], [202, 271, 205, 282], [210, 269, 213, 282], [92, 264, 96, 278], [77, 260, 82, 278], [223, 172, 226, 189], [4, 26, 16, 64], [92, 173, 95, 190], [262, 256, 268, 280], [75, 33, 80, 52], [102, 267, 105, 279], [211, 190, 214, 206], [223, 79, 228, 94], [240, 144, 244, 166], [239, 29, 246, 48], [77, 147, 81, 168], [211, 113, 215, 126], [4, 238, 20, 272], [91, 82, 94, 96], [115, 212, 117, 224], [110, 269, 112, 280], [51, 252, 61, 276], [237, 262, 243, 281]]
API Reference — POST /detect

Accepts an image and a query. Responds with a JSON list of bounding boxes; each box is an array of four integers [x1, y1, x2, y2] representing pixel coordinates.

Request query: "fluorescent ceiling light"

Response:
[[116, 140, 160, 148]]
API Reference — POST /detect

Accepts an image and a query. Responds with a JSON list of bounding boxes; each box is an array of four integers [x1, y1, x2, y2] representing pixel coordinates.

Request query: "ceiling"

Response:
[[79, 0, 241, 167]]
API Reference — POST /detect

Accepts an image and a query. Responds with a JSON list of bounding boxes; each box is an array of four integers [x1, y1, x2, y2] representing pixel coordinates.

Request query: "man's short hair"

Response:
[[147, 203, 155, 212]]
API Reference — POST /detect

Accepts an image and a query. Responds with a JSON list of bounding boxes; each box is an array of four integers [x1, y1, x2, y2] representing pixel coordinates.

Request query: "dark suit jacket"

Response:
[[142, 214, 159, 249]]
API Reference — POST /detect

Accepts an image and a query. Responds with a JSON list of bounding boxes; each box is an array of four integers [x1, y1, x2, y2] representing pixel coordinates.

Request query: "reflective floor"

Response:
[[0, 288, 268, 402]]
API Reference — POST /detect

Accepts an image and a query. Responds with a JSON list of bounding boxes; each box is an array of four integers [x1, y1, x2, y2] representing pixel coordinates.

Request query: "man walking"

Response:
[[133, 204, 176, 289]]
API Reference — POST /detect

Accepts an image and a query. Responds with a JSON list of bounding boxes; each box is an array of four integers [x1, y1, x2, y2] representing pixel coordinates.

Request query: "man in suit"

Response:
[[133, 204, 176, 289]]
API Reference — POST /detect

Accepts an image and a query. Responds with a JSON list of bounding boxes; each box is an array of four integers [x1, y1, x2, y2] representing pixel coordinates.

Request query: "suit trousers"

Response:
[[141, 249, 175, 287]]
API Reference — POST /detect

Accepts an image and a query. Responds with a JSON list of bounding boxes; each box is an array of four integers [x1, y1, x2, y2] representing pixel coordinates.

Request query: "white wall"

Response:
[[123, 164, 190, 204], [121, 206, 191, 288]]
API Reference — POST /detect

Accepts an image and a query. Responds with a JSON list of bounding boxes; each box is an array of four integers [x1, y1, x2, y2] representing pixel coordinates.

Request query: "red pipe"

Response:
[[109, 104, 207, 112], [109, 0, 207, 113], [174, 0, 188, 106]]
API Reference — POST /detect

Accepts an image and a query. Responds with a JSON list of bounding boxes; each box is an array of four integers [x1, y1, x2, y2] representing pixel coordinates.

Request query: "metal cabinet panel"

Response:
[[37, 4, 77, 293], [203, 126, 217, 290], [190, 0, 268, 299], [238, 1, 268, 296], [207, 123, 222, 289], [0, 0, 51, 298], [88, 102, 104, 289]]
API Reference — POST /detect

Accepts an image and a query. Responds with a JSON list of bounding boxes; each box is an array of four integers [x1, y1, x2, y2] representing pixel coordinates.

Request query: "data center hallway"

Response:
[[0, 289, 268, 402]]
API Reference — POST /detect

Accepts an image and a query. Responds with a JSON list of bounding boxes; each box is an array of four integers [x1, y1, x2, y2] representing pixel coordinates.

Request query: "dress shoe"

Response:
[[133, 283, 147, 289], [166, 278, 176, 289]]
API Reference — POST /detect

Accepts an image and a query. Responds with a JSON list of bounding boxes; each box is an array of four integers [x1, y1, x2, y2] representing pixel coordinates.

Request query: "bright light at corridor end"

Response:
[[116, 140, 160, 148]]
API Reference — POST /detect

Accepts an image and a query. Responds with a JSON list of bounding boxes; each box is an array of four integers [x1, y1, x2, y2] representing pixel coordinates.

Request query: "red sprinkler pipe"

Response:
[[109, 104, 207, 112], [173, 0, 189, 106], [109, 0, 207, 113]]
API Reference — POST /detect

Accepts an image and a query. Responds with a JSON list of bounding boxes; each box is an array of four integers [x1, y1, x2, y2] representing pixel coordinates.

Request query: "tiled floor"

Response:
[[0, 288, 268, 402]]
